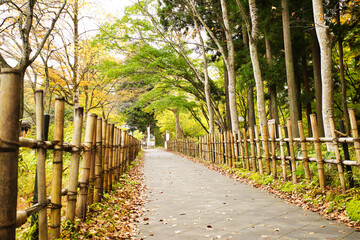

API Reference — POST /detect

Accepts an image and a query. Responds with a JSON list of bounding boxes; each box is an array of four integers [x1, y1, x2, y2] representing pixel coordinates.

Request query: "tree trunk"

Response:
[[265, 38, 280, 125], [220, 0, 239, 133], [337, 9, 350, 136], [194, 18, 214, 134], [312, 0, 334, 150], [223, 63, 232, 131], [248, 39, 266, 131], [247, 0, 267, 134], [247, 87, 256, 129], [311, 34, 324, 136], [282, 0, 300, 137], [302, 55, 313, 136], [172, 109, 184, 139]]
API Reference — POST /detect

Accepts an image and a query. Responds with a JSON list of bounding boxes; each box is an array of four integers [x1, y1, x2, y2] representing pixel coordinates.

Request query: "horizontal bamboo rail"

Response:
[[167, 109, 360, 193], [0, 88, 141, 240]]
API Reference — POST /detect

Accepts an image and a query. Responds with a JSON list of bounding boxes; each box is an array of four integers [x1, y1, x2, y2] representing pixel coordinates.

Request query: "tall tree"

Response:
[[281, 0, 300, 137], [236, 0, 267, 134], [219, 0, 240, 133], [312, 0, 335, 149]]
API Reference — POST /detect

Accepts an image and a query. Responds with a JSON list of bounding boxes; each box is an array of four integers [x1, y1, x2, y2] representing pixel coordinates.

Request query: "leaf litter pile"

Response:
[[62, 156, 146, 239]]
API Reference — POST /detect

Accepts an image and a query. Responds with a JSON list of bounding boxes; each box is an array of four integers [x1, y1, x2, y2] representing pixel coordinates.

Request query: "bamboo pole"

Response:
[[249, 127, 257, 172], [215, 133, 219, 164], [108, 124, 114, 190], [263, 125, 271, 175], [124, 133, 128, 171], [0, 68, 21, 239], [65, 107, 84, 223], [238, 130, 245, 169], [298, 120, 311, 184], [103, 123, 110, 191], [94, 117, 103, 203], [329, 116, 346, 192], [233, 131, 239, 168], [349, 109, 360, 164], [115, 128, 120, 180], [101, 120, 107, 192], [34, 90, 48, 240], [120, 129, 125, 176], [286, 119, 297, 184], [339, 119, 354, 188], [270, 123, 277, 179], [243, 128, 250, 170], [50, 97, 65, 239], [254, 126, 263, 174], [224, 133, 228, 166], [278, 125, 287, 180], [310, 114, 325, 191], [88, 119, 97, 206], [229, 131, 235, 168], [76, 113, 96, 221], [219, 134, 223, 164]]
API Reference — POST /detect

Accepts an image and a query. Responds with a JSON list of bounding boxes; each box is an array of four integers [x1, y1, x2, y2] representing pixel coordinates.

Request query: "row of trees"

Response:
[[101, 0, 359, 144], [1, 0, 359, 144], [1, 0, 127, 125]]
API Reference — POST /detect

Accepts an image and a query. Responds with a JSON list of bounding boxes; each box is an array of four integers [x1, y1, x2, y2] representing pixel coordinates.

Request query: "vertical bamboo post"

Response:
[[263, 125, 271, 175], [238, 130, 245, 169], [115, 128, 120, 180], [65, 107, 84, 223], [249, 127, 257, 172], [101, 120, 107, 192], [210, 134, 214, 163], [270, 123, 277, 179], [50, 97, 65, 239], [278, 125, 287, 180], [286, 119, 297, 184], [87, 119, 97, 206], [298, 120, 311, 184], [243, 128, 250, 170], [233, 131, 239, 168], [35, 90, 48, 240], [218, 134, 222, 164], [310, 114, 325, 191], [215, 133, 219, 164], [94, 117, 103, 203], [349, 109, 360, 164], [224, 133, 228, 165], [339, 119, 354, 188], [112, 126, 117, 182], [229, 131, 235, 168], [120, 130, 125, 176], [103, 123, 110, 191], [124, 133, 128, 171], [254, 126, 263, 174], [329, 116, 346, 192], [108, 124, 114, 190], [0, 68, 21, 239], [76, 113, 96, 221]]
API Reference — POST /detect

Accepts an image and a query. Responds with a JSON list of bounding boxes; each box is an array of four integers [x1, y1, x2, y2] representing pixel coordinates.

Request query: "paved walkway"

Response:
[[137, 149, 360, 240]]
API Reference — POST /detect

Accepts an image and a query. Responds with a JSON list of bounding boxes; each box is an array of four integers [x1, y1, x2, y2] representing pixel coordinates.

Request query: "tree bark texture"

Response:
[[0, 69, 21, 240], [311, 34, 324, 136], [282, 0, 300, 137], [312, 0, 334, 150], [220, 0, 239, 133]]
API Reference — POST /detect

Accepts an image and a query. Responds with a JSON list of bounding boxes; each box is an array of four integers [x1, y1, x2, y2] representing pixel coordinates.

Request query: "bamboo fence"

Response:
[[168, 110, 360, 194], [0, 79, 141, 240]]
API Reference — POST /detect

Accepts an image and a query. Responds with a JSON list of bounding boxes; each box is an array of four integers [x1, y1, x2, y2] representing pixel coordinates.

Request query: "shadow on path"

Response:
[[138, 149, 360, 240]]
